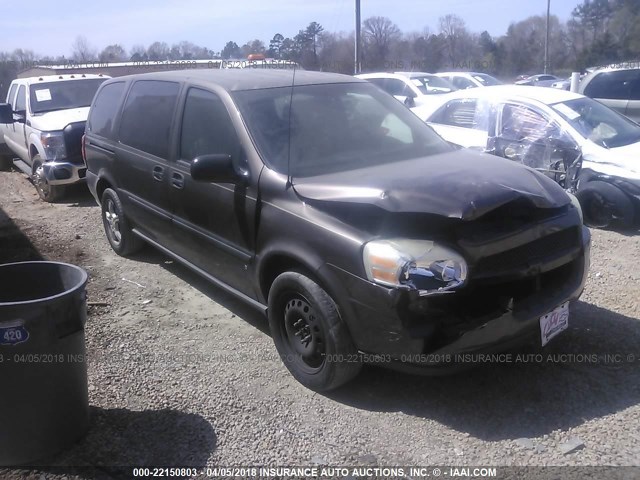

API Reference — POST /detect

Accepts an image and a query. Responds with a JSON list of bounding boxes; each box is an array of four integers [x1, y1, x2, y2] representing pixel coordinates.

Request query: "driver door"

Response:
[[4, 85, 29, 162], [490, 103, 579, 187]]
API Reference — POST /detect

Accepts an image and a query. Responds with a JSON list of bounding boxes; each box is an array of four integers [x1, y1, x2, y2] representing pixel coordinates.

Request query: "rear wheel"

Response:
[[576, 180, 634, 228], [268, 272, 362, 391], [32, 155, 65, 202], [101, 187, 144, 256]]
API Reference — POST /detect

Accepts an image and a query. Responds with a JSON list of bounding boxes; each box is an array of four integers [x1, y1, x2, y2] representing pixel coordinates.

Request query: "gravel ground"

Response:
[[0, 168, 639, 479]]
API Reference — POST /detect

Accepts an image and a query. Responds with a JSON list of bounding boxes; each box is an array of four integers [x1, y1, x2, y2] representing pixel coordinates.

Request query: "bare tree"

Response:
[[438, 14, 476, 66], [240, 39, 266, 57], [130, 44, 148, 61], [362, 16, 401, 69], [99, 44, 127, 62], [71, 36, 97, 62], [147, 41, 170, 61], [11, 48, 37, 68]]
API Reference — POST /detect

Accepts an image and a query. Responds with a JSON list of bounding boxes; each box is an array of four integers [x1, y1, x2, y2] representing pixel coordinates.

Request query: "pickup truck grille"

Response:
[[63, 121, 86, 164]]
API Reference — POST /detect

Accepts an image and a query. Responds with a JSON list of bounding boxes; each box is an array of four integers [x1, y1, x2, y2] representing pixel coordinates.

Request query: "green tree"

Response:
[[221, 41, 241, 59]]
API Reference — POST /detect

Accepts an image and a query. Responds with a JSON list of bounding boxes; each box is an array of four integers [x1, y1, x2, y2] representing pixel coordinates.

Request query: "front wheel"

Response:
[[32, 155, 64, 202], [268, 272, 362, 391], [101, 187, 144, 256], [576, 180, 634, 228]]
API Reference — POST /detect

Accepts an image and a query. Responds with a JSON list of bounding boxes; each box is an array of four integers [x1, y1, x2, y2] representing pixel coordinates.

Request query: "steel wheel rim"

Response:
[[282, 295, 325, 372], [34, 166, 50, 198], [104, 198, 122, 245]]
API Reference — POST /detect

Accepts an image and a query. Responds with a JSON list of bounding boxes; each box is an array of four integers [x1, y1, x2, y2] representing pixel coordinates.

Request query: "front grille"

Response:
[[473, 227, 580, 279], [63, 121, 86, 161]]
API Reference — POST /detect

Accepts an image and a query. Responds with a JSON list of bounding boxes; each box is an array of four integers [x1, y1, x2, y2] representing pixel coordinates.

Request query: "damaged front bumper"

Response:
[[42, 160, 87, 186], [329, 225, 591, 374]]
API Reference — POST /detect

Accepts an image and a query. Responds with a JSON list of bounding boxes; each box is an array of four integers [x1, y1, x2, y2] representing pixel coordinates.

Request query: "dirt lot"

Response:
[[1, 168, 640, 479]]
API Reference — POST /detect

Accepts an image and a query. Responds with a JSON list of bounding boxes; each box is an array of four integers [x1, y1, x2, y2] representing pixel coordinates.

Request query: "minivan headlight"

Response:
[[363, 239, 468, 293], [40, 132, 67, 161]]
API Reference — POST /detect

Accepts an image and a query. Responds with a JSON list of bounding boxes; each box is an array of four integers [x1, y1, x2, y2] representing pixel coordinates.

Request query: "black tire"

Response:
[[101, 187, 144, 256], [576, 180, 634, 228], [268, 272, 362, 391], [32, 155, 65, 202]]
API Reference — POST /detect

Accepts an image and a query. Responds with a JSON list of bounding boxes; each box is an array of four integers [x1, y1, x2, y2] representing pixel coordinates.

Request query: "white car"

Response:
[[420, 85, 640, 228], [435, 71, 502, 89], [0, 74, 109, 201], [355, 72, 456, 113]]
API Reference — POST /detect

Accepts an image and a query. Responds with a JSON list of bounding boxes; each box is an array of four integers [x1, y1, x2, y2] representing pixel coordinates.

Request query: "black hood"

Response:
[[292, 150, 570, 221]]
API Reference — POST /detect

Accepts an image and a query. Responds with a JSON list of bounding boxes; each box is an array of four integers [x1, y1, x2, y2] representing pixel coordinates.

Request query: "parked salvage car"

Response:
[[515, 74, 561, 88], [580, 65, 640, 123], [84, 70, 590, 391], [421, 85, 640, 228], [0, 74, 109, 201], [435, 71, 502, 89], [355, 72, 456, 110]]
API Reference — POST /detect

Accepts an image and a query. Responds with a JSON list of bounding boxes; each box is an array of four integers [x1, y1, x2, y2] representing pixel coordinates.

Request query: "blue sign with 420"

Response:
[[0, 324, 30, 346]]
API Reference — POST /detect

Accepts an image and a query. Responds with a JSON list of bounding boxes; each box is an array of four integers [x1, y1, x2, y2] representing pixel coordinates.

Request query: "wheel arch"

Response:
[[257, 245, 360, 338]]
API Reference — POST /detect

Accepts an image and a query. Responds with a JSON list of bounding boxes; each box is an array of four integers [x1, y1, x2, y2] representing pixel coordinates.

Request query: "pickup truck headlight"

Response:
[[363, 239, 468, 293], [40, 132, 67, 161]]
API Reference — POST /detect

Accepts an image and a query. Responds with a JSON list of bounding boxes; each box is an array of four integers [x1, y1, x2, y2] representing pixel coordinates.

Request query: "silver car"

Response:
[[580, 65, 640, 123]]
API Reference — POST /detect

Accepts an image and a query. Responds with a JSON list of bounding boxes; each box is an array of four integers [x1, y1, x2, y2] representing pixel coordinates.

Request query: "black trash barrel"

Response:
[[0, 261, 89, 466]]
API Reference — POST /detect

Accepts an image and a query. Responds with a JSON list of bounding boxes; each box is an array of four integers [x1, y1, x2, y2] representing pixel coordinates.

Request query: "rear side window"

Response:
[[584, 70, 638, 100], [6, 84, 17, 105], [15, 86, 26, 112], [431, 99, 482, 129], [179, 88, 241, 163], [119, 80, 180, 159], [88, 82, 126, 138]]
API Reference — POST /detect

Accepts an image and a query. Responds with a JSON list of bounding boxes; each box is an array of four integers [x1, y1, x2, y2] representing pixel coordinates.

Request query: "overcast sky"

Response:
[[1, 0, 579, 58]]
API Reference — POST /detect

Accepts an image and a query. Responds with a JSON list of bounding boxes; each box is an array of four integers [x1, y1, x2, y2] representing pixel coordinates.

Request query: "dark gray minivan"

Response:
[[84, 69, 590, 391]]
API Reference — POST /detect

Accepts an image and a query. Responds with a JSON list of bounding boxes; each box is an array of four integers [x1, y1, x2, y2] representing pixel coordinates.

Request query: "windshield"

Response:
[[551, 97, 640, 148], [233, 82, 452, 177], [410, 75, 456, 95], [29, 79, 106, 114], [472, 74, 501, 86]]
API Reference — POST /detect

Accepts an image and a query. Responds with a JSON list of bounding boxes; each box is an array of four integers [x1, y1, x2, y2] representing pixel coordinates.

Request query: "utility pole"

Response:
[[355, 0, 361, 74], [544, 0, 550, 73]]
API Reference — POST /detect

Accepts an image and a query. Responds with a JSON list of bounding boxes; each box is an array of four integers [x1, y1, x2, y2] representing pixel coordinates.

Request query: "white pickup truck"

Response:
[[0, 74, 109, 201]]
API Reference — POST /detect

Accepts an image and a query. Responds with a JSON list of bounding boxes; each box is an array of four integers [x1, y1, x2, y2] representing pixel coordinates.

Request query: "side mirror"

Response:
[[0, 103, 14, 124], [191, 154, 247, 184], [404, 95, 416, 108]]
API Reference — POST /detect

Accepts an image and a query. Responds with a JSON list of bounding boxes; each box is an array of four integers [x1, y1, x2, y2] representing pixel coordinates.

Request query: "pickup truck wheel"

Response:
[[576, 180, 634, 228], [101, 188, 144, 256], [268, 272, 362, 391], [32, 156, 64, 202]]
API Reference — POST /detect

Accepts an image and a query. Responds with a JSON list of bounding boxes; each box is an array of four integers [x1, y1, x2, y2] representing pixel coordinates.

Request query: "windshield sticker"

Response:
[[554, 103, 580, 120], [34, 89, 52, 102]]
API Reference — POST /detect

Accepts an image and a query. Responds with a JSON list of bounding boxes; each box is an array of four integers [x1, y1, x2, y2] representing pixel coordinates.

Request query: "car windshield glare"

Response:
[[473, 74, 501, 86], [411, 76, 456, 94], [29, 79, 106, 114], [233, 82, 452, 177], [551, 97, 640, 148]]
